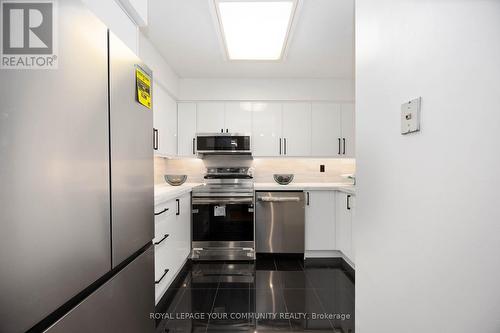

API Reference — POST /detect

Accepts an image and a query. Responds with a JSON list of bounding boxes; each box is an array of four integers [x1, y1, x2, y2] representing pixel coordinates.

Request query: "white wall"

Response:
[[356, 1, 500, 332], [138, 32, 179, 98], [178, 78, 354, 102]]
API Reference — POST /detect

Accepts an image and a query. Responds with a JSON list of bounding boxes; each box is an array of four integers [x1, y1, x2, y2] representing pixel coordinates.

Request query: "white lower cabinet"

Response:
[[154, 192, 191, 304], [305, 191, 336, 251], [335, 192, 355, 264]]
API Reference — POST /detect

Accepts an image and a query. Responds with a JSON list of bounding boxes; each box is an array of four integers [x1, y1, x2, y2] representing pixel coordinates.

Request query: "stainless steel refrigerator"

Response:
[[0, 1, 155, 332]]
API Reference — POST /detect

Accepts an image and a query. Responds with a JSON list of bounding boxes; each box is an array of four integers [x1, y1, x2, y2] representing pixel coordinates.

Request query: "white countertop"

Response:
[[254, 182, 356, 195], [155, 182, 355, 204], [154, 183, 202, 204]]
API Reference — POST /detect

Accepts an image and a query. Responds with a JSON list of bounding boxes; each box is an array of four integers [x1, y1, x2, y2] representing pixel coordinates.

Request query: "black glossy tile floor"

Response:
[[156, 256, 354, 333]]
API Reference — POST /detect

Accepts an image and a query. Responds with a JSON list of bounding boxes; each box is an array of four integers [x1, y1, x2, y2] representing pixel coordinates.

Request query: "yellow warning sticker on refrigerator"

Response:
[[136, 67, 151, 109]]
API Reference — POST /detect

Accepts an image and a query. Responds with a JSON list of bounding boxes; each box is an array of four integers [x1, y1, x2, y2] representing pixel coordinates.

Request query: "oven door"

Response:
[[192, 197, 254, 245], [196, 134, 251, 154]]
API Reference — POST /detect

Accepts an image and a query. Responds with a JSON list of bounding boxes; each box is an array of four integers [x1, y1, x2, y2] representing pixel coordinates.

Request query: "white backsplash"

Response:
[[155, 156, 355, 185]]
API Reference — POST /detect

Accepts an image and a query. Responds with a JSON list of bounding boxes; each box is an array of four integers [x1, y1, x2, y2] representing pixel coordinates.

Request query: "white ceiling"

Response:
[[145, 0, 354, 79]]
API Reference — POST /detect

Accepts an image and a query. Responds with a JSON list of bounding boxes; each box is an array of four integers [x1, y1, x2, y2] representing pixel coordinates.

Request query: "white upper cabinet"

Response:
[[177, 103, 197, 156], [305, 191, 336, 251], [282, 102, 312, 156], [224, 102, 252, 134], [341, 103, 355, 158], [252, 103, 282, 157], [153, 82, 177, 157], [176, 101, 354, 158], [311, 103, 342, 157], [196, 102, 225, 133]]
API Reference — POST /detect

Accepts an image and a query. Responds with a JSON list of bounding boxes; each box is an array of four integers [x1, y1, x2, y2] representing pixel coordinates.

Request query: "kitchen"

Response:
[[151, 0, 357, 331], [2, 0, 500, 333]]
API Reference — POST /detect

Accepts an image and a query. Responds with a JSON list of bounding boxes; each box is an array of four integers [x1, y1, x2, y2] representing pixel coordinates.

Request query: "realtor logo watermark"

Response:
[[1, 0, 57, 69]]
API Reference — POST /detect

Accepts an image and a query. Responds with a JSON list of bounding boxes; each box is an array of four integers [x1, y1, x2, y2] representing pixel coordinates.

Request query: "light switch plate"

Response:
[[401, 97, 421, 135]]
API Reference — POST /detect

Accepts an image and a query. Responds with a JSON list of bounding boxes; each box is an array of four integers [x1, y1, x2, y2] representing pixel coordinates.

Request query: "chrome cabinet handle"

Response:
[[284, 138, 287, 155], [154, 208, 169, 216], [192, 138, 196, 155], [176, 199, 180, 215], [343, 138, 346, 155], [279, 138, 282, 155], [338, 138, 341, 155], [306, 192, 310, 206], [155, 269, 169, 284], [154, 234, 169, 246], [347, 195, 351, 210]]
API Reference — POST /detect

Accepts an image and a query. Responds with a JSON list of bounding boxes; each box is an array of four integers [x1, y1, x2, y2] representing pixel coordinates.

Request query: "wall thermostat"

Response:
[[401, 97, 421, 135]]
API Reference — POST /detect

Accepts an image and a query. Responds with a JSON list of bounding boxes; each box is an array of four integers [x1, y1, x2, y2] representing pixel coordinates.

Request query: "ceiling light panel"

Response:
[[215, 0, 296, 60]]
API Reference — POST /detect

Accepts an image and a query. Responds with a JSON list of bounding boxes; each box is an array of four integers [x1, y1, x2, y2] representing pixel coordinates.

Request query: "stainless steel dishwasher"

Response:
[[255, 191, 305, 254]]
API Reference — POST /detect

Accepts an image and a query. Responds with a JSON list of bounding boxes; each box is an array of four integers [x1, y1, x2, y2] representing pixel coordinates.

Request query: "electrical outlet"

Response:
[[320, 165, 325, 172], [401, 97, 421, 134]]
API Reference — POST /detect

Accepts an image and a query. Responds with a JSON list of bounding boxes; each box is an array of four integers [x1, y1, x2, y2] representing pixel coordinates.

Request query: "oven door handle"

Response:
[[192, 197, 254, 205], [258, 196, 301, 202]]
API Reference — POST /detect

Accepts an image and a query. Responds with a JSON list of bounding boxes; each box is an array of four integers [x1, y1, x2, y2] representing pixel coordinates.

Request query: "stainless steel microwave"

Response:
[[196, 133, 251, 155]]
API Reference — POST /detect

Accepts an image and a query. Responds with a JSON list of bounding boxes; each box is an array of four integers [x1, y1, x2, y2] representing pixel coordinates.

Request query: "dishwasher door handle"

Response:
[[258, 197, 301, 202]]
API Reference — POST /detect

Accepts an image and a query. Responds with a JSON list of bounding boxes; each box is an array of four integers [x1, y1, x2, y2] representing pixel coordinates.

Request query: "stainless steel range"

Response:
[[192, 167, 255, 261]]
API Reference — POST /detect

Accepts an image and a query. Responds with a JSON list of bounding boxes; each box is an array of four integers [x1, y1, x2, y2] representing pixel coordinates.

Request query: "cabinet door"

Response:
[[341, 103, 355, 158], [153, 82, 177, 156], [177, 103, 197, 156], [225, 102, 252, 134], [282, 102, 311, 156], [349, 195, 356, 264], [335, 192, 353, 261], [175, 193, 191, 261], [305, 191, 336, 251], [252, 102, 283, 157], [311, 103, 342, 157], [196, 102, 225, 133]]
